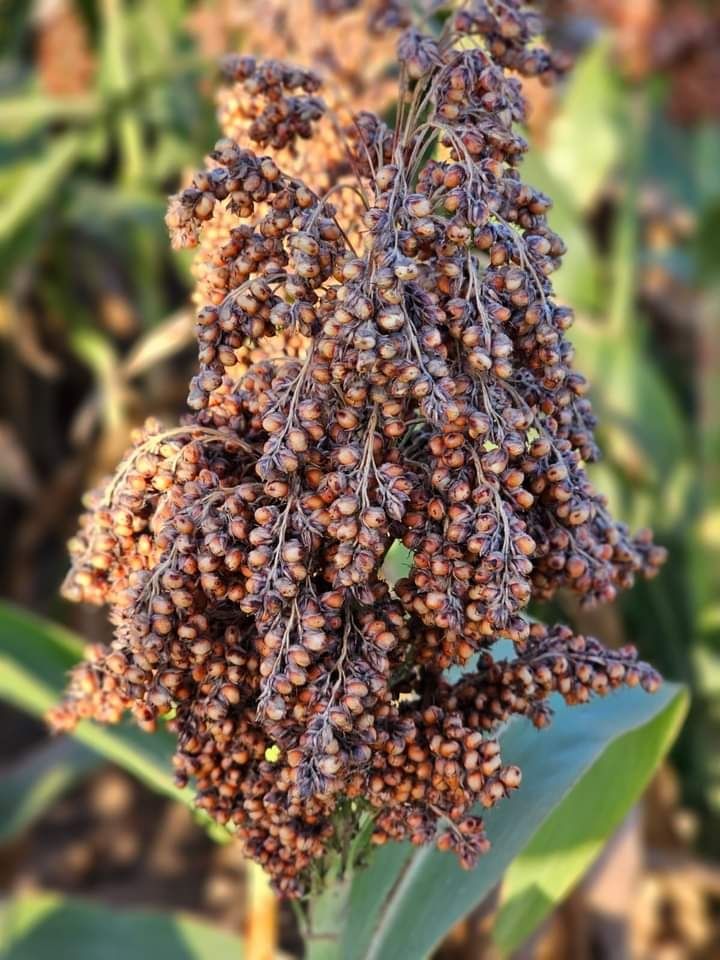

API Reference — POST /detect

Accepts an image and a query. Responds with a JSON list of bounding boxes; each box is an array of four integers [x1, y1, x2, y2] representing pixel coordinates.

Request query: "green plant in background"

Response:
[[0, 0, 216, 454], [0, 1, 717, 958], [523, 36, 720, 836]]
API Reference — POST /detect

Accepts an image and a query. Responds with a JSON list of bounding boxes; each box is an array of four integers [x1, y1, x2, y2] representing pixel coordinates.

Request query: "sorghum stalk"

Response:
[[303, 854, 354, 960], [247, 861, 279, 960], [51, 0, 666, 910]]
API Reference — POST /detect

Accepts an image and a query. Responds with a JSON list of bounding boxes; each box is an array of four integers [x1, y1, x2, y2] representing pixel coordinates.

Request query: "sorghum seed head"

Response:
[[54, 0, 663, 900]]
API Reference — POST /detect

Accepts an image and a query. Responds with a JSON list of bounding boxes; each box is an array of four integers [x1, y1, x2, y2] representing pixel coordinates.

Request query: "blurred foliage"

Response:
[[0, 1, 718, 956], [0, 736, 97, 844], [0, 891, 245, 959], [0, 0, 215, 501], [525, 38, 720, 841]]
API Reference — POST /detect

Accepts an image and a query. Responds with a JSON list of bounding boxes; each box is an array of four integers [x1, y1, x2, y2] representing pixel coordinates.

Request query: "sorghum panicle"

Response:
[[52, 0, 665, 898]]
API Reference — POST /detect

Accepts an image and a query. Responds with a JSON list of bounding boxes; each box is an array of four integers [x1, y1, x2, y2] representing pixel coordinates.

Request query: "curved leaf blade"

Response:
[[493, 685, 688, 953], [0, 601, 229, 841], [0, 602, 83, 712], [0, 738, 98, 844], [346, 683, 686, 960], [0, 133, 83, 247], [542, 37, 620, 212], [0, 92, 99, 138], [0, 892, 244, 960]]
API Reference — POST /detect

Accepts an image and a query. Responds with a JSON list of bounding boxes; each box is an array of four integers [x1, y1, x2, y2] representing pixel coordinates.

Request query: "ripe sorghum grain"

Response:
[[52, 0, 665, 898]]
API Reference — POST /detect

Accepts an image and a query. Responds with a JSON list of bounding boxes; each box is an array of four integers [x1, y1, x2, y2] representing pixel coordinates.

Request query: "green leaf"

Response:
[[65, 182, 168, 235], [0, 601, 178, 800], [380, 540, 413, 585], [0, 133, 83, 246], [542, 37, 621, 212], [0, 892, 244, 959], [493, 685, 688, 952], [0, 738, 99, 844], [346, 683, 687, 960], [0, 601, 83, 709], [522, 152, 600, 311], [0, 92, 99, 139], [99, 0, 144, 186], [0, 601, 229, 842], [606, 101, 646, 341], [569, 321, 687, 493], [694, 124, 720, 206]]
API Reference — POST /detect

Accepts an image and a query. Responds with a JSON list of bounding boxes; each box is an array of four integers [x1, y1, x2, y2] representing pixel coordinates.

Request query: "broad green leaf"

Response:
[[0, 738, 99, 844], [0, 892, 244, 960], [132, 0, 189, 64], [569, 320, 686, 494], [0, 601, 229, 842], [149, 131, 209, 181], [522, 153, 600, 311], [0, 0, 30, 60], [643, 107, 695, 208], [693, 289, 720, 628], [0, 601, 180, 801], [599, 347, 686, 487], [380, 540, 413, 585], [0, 92, 99, 138], [65, 183, 168, 235], [345, 683, 686, 960], [0, 133, 83, 246], [696, 200, 720, 286], [645, 113, 720, 211], [0, 601, 83, 705], [605, 96, 648, 341], [542, 38, 620, 212], [493, 685, 687, 952]]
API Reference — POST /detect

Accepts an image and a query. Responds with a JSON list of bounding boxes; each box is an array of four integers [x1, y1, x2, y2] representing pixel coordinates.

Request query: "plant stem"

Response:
[[304, 858, 354, 960], [246, 860, 278, 960]]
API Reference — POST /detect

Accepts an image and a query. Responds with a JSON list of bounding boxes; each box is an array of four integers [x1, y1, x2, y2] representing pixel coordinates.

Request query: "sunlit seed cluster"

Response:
[[52, 0, 664, 898]]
